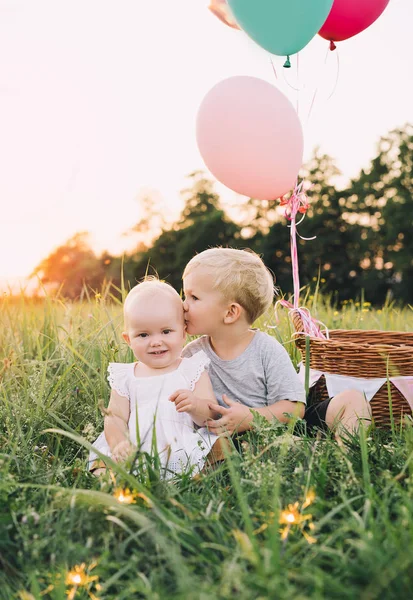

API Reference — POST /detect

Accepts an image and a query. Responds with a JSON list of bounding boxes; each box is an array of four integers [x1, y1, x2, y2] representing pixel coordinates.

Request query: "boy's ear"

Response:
[[223, 302, 243, 324], [122, 332, 131, 346]]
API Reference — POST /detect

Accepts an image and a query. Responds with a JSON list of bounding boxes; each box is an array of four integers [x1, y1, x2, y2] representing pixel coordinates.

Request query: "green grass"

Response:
[[2, 289, 413, 599]]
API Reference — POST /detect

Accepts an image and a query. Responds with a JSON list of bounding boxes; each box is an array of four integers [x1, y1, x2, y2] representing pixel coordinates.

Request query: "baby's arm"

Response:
[[104, 390, 135, 462], [169, 371, 218, 427]]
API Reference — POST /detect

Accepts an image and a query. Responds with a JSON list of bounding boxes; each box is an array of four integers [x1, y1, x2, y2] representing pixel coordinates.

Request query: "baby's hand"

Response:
[[169, 389, 198, 414], [112, 440, 136, 464]]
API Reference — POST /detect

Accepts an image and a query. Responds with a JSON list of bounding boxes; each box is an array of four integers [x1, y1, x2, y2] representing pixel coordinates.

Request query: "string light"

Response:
[[253, 489, 317, 545], [65, 563, 99, 600], [113, 487, 153, 507]]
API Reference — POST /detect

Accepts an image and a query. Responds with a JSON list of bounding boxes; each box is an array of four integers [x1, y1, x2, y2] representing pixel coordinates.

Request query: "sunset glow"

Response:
[[1, 0, 412, 284]]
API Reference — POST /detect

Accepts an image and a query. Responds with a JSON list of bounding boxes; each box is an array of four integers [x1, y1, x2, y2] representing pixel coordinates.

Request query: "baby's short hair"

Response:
[[124, 277, 182, 328], [183, 248, 275, 324]]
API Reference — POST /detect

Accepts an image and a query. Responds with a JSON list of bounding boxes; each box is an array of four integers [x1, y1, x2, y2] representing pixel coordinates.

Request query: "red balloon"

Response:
[[319, 0, 390, 43]]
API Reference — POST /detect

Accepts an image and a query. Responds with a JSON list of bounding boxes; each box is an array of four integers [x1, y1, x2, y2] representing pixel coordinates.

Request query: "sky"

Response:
[[1, 0, 412, 286]]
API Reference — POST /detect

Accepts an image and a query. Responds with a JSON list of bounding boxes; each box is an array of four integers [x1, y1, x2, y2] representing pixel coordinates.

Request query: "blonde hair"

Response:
[[183, 248, 275, 324], [123, 277, 183, 328]]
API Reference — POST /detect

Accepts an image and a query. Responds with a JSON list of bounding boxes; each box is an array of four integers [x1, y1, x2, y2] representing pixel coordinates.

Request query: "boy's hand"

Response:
[[205, 394, 253, 435], [169, 389, 198, 413], [112, 440, 136, 463]]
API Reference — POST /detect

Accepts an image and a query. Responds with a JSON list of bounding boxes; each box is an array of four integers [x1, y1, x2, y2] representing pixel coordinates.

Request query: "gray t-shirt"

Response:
[[182, 331, 306, 408]]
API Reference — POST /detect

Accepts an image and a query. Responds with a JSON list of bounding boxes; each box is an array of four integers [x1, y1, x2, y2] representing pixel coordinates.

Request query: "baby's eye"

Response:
[[137, 333, 148, 338], [162, 329, 172, 335], [191, 295, 199, 301]]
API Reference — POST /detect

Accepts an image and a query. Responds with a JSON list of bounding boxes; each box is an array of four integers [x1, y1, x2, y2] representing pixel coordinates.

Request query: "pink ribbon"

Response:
[[279, 180, 310, 309], [277, 181, 327, 340], [276, 300, 328, 340]]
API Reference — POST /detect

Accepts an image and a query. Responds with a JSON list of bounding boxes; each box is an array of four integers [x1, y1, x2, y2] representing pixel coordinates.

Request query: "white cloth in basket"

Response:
[[89, 350, 218, 478], [298, 364, 413, 410]]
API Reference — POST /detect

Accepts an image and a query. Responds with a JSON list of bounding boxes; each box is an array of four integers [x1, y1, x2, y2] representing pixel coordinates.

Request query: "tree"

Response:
[[29, 125, 413, 304], [131, 172, 242, 290], [124, 188, 169, 248], [31, 232, 105, 299], [261, 149, 366, 301], [348, 124, 413, 303], [178, 170, 222, 224]]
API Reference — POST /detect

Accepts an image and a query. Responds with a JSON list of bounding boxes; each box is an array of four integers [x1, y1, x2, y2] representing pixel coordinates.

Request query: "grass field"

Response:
[[2, 289, 413, 599]]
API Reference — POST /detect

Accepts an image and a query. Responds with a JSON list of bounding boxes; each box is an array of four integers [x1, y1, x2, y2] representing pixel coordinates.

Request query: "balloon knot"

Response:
[[283, 56, 291, 69], [329, 40, 337, 51]]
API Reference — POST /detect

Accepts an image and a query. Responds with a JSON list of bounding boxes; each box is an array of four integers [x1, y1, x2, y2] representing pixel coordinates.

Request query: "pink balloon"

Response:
[[319, 0, 390, 42], [196, 77, 304, 200]]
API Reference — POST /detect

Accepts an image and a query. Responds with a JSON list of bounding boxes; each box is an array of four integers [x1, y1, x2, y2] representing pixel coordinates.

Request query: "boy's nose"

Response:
[[150, 339, 162, 347], [183, 300, 189, 312]]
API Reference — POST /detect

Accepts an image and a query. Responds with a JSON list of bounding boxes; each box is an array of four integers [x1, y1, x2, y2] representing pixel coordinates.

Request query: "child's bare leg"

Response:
[[326, 389, 372, 437]]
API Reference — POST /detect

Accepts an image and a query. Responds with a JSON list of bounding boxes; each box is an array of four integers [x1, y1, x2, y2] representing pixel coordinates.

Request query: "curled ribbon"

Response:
[[275, 300, 329, 340], [277, 181, 327, 340]]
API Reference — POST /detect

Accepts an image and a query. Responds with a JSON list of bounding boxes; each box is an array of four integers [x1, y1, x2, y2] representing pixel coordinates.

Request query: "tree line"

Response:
[[32, 125, 413, 305]]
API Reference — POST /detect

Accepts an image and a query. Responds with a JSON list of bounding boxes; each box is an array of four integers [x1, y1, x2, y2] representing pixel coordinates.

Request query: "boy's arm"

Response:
[[256, 400, 305, 422], [104, 390, 133, 456], [204, 338, 306, 435], [169, 371, 218, 427], [205, 396, 305, 435]]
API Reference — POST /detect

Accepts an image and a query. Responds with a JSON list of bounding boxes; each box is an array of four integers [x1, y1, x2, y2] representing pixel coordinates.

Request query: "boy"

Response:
[[174, 248, 371, 437]]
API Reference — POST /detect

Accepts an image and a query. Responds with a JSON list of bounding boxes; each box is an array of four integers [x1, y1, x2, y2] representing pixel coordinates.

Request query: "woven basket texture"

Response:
[[292, 312, 413, 427]]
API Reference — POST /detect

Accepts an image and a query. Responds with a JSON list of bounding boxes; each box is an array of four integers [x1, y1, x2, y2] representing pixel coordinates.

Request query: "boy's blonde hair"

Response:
[[123, 277, 182, 328], [183, 248, 275, 324]]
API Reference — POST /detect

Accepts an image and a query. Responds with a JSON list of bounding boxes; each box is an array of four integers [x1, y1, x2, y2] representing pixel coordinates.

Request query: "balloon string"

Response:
[[277, 181, 327, 339], [327, 47, 340, 100], [291, 215, 300, 308], [296, 52, 300, 117], [269, 56, 278, 80], [279, 181, 309, 308], [306, 44, 341, 124], [282, 56, 303, 92], [306, 45, 330, 124]]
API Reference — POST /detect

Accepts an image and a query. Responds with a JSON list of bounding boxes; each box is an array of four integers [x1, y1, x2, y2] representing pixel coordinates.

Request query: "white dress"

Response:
[[88, 350, 218, 478]]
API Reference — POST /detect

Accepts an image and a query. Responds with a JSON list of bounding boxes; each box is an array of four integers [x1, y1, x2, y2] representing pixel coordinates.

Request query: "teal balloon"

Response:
[[227, 0, 334, 57]]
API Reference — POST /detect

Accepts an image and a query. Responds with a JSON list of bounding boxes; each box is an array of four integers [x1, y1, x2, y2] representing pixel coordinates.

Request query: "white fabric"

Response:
[[89, 350, 218, 478], [298, 364, 413, 410]]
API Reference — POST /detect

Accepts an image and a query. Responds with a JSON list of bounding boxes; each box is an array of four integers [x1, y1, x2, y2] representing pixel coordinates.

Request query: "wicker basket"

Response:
[[291, 312, 413, 427]]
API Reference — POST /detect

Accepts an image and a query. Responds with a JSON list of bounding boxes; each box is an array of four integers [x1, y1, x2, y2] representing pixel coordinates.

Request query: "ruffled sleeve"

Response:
[[180, 350, 210, 391], [107, 363, 132, 399]]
